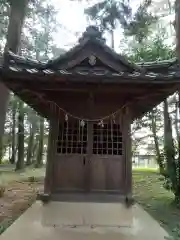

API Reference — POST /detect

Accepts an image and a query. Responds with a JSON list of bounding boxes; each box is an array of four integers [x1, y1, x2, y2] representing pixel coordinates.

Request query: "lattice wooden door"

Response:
[[54, 121, 88, 192], [89, 123, 124, 193], [54, 121, 123, 193]]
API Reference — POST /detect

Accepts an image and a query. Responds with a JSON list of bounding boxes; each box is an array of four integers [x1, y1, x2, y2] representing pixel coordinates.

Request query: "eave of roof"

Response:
[[1, 26, 143, 73], [136, 58, 178, 70], [2, 51, 179, 76], [1, 67, 180, 83], [0, 26, 179, 78]]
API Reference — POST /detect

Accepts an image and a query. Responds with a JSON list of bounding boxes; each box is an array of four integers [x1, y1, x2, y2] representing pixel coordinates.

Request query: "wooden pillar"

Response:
[[44, 119, 55, 195], [123, 106, 132, 199], [85, 122, 93, 192], [85, 92, 94, 192]]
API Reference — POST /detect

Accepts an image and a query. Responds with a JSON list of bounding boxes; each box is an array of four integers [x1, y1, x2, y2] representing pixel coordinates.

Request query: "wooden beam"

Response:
[[122, 106, 132, 199]]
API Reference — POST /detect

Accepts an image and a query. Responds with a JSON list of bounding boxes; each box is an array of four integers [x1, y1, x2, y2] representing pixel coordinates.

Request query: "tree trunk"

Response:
[[0, 0, 28, 161], [4, 0, 29, 54], [16, 100, 24, 170], [175, 0, 180, 60], [178, 92, 180, 195], [26, 123, 36, 166], [150, 111, 165, 175], [173, 1, 180, 204], [10, 98, 17, 164], [0, 137, 3, 164], [35, 117, 44, 168], [8, 139, 11, 162], [174, 92, 180, 205], [163, 100, 176, 186], [31, 133, 39, 163]]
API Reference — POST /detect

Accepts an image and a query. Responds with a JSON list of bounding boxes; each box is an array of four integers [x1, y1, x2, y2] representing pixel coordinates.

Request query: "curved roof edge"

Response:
[[1, 25, 179, 74], [137, 58, 178, 70]]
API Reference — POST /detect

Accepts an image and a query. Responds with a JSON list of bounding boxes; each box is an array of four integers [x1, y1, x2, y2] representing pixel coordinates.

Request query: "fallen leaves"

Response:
[[0, 180, 43, 234]]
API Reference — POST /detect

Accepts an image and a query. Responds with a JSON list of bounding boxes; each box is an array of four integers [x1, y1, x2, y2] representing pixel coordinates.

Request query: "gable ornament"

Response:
[[88, 55, 96, 66]]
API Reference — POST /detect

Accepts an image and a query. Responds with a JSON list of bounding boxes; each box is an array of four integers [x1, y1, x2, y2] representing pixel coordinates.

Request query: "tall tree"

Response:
[[162, 0, 180, 204], [0, 0, 29, 162], [27, 2, 58, 167], [26, 108, 38, 166], [36, 117, 44, 167], [175, 0, 180, 59], [0, 0, 9, 52], [163, 100, 177, 193], [123, 0, 157, 44], [85, 0, 156, 48], [9, 95, 18, 164], [129, 34, 174, 172], [148, 109, 164, 174], [85, 0, 131, 48], [16, 100, 25, 170]]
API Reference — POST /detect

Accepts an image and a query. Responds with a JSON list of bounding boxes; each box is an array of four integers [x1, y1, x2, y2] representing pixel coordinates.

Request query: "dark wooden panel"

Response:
[[53, 155, 85, 192], [89, 156, 124, 193]]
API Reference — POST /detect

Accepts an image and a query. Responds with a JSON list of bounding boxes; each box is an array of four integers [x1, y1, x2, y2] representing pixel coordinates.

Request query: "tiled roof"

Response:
[[0, 26, 179, 82], [1, 54, 180, 82]]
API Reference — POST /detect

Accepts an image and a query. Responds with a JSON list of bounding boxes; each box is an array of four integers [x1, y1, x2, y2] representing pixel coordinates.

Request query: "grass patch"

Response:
[[0, 165, 45, 185], [132, 167, 158, 172], [133, 169, 180, 239]]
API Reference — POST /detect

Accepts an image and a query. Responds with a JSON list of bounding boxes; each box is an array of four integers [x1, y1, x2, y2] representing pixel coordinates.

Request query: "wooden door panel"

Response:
[[90, 156, 123, 192], [53, 155, 85, 192]]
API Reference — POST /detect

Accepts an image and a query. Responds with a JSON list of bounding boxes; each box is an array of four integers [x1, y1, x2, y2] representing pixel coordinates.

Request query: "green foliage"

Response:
[[0, 0, 58, 168], [134, 170, 180, 239], [0, 0, 9, 52], [128, 31, 175, 62], [22, 0, 59, 60], [85, 0, 131, 31], [130, 35, 173, 170], [85, 0, 157, 47], [129, 28, 180, 206], [123, 0, 158, 43]]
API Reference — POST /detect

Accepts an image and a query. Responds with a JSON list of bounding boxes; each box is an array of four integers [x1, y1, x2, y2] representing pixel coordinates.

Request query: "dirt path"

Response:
[[0, 180, 43, 233]]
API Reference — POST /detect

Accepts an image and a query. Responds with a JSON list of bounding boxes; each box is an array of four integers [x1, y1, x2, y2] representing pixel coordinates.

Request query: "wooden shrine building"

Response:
[[0, 26, 180, 202]]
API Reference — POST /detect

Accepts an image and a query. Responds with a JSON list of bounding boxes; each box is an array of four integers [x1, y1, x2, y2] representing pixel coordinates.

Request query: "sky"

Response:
[[50, 0, 141, 51], [50, 0, 175, 53], [51, 0, 93, 50]]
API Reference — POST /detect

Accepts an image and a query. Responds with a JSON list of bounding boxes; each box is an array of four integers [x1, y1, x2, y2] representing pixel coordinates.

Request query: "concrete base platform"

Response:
[[0, 201, 169, 240]]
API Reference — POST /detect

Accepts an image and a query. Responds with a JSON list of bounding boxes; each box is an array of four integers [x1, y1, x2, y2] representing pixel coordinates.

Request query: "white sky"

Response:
[[50, 0, 143, 51], [50, 0, 175, 52], [51, 0, 87, 49], [51, 0, 92, 50]]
